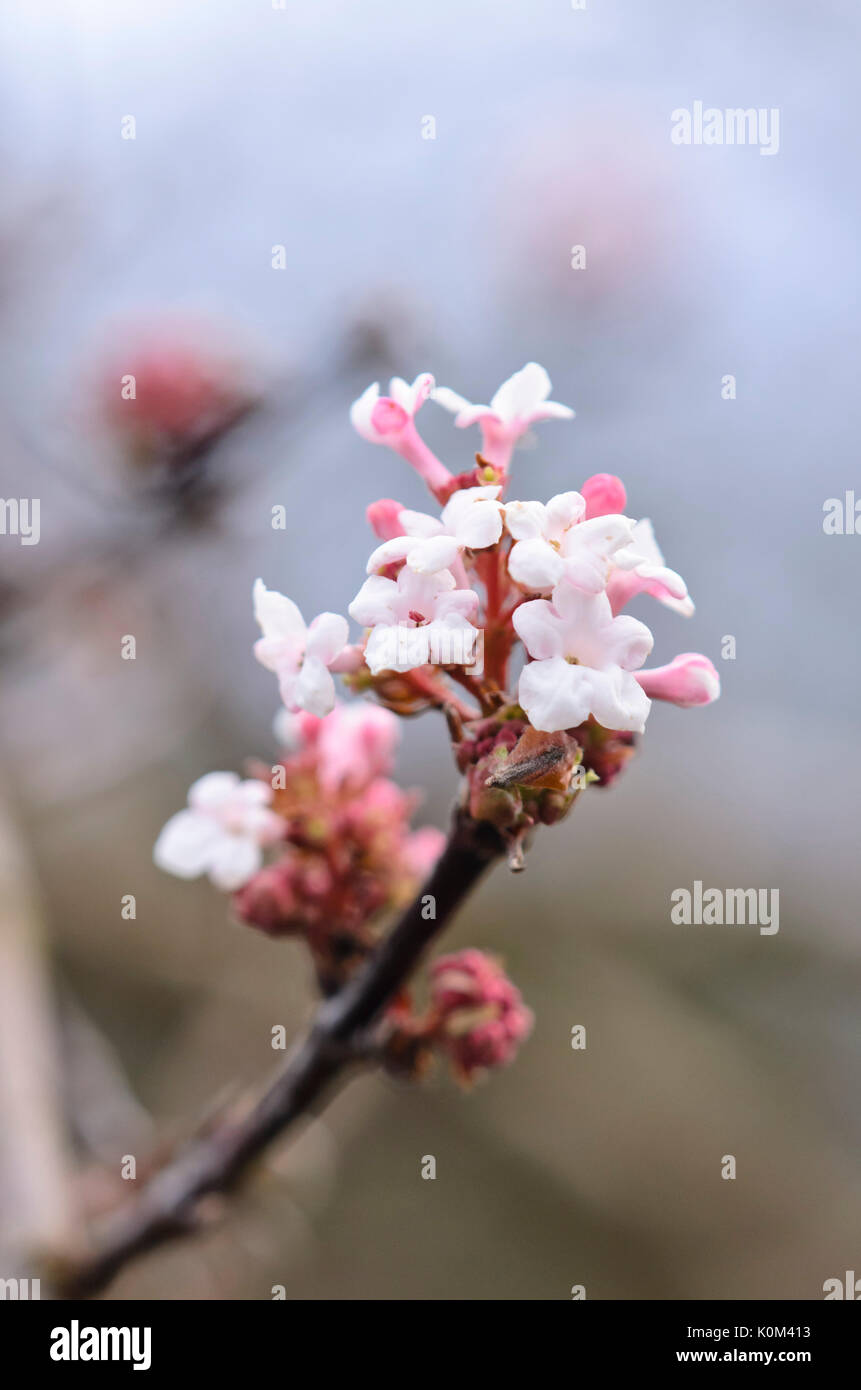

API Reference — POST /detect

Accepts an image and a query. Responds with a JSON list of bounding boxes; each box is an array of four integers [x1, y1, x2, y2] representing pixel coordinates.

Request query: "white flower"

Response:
[[513, 584, 654, 733], [366, 486, 503, 575], [253, 579, 349, 718], [608, 518, 693, 616], [349, 566, 480, 675], [350, 373, 434, 445], [153, 772, 283, 891], [432, 362, 573, 466], [505, 492, 639, 595], [433, 362, 573, 432], [349, 372, 453, 494]]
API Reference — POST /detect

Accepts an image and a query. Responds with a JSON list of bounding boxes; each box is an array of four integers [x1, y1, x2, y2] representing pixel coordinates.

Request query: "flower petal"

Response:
[[491, 362, 551, 421], [154, 809, 223, 879], [187, 771, 240, 811], [305, 612, 349, 666], [295, 657, 337, 717], [407, 534, 462, 574], [518, 657, 592, 732], [635, 654, 720, 707], [349, 574, 399, 627], [208, 833, 263, 892], [545, 491, 586, 534], [399, 509, 445, 539], [587, 667, 652, 733], [512, 598, 566, 660], [505, 499, 548, 541], [431, 386, 473, 415], [253, 579, 306, 643], [349, 382, 381, 442], [508, 537, 566, 591]]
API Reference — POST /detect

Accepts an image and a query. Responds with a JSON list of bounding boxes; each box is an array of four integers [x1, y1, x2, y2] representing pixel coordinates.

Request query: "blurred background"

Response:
[[1, 0, 860, 1300]]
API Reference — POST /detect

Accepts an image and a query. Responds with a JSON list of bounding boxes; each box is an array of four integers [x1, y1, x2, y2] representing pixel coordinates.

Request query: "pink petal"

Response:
[[635, 654, 720, 707], [581, 474, 627, 519], [366, 498, 406, 540]]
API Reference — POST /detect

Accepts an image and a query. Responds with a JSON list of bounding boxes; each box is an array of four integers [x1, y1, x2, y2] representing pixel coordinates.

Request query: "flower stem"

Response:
[[54, 812, 504, 1298]]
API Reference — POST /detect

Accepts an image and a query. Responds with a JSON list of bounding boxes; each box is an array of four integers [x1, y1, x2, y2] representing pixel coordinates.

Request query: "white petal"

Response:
[[254, 635, 296, 675], [388, 376, 412, 409], [365, 623, 425, 675], [431, 385, 473, 415], [512, 598, 566, 660], [587, 668, 651, 734], [453, 403, 495, 428], [349, 575, 399, 627], [366, 536, 415, 572], [441, 484, 501, 530], [406, 373, 434, 412], [448, 495, 503, 550], [273, 707, 301, 748], [407, 534, 462, 574], [399, 509, 445, 539], [556, 552, 610, 594], [398, 565, 455, 612], [435, 587, 480, 621], [530, 401, 575, 421], [491, 362, 551, 421], [233, 779, 273, 808], [628, 517, 664, 566], [253, 579, 306, 642], [208, 834, 263, 892], [545, 491, 586, 534], [349, 382, 381, 442], [505, 499, 548, 541], [305, 612, 349, 666], [518, 657, 592, 732], [187, 771, 240, 811], [603, 613, 654, 671], [422, 614, 480, 667], [551, 585, 653, 673], [154, 809, 223, 880], [508, 537, 565, 591], [295, 657, 337, 717]]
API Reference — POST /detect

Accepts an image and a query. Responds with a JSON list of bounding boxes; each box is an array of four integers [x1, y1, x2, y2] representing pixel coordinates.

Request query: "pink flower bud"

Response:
[[366, 499, 407, 541], [233, 861, 300, 936], [635, 653, 720, 707], [430, 950, 533, 1081], [581, 473, 627, 519]]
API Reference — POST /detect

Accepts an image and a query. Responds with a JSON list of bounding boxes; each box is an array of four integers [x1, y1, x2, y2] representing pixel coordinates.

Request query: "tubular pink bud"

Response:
[[366, 499, 407, 541], [635, 653, 720, 707], [581, 473, 627, 519]]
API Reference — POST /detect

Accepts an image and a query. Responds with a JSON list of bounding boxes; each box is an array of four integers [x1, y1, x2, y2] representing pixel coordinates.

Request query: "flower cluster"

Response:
[[154, 361, 719, 1084], [157, 704, 444, 989]]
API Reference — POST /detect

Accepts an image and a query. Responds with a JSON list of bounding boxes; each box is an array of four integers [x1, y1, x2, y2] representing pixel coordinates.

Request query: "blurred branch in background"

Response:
[[0, 777, 79, 1279]]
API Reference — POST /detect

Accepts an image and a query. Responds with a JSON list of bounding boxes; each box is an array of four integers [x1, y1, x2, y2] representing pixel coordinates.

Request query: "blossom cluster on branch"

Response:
[[153, 362, 719, 1084]]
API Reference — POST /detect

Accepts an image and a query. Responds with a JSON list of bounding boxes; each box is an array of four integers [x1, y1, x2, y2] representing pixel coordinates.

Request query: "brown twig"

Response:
[[55, 810, 503, 1299]]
